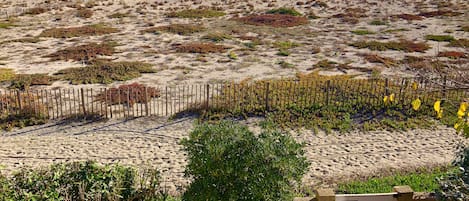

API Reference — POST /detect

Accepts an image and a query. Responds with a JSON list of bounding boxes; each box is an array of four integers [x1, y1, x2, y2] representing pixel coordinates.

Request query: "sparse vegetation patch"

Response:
[[175, 43, 228, 54], [351, 30, 375, 35], [236, 14, 309, 27], [437, 51, 466, 59], [39, 24, 118, 38], [0, 21, 14, 29], [76, 8, 93, 18], [55, 61, 156, 84], [24, 7, 48, 15], [392, 14, 423, 21], [266, 7, 302, 16], [448, 38, 469, 48], [425, 35, 455, 42], [350, 40, 430, 52], [202, 32, 232, 42], [142, 24, 205, 35], [45, 43, 115, 62], [97, 83, 161, 106], [0, 68, 14, 82], [419, 10, 463, 17], [8, 74, 58, 90], [167, 9, 225, 18]]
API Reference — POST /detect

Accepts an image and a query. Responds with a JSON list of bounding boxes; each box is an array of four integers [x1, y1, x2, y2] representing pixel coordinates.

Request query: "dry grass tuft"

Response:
[[76, 8, 93, 18], [350, 40, 430, 52], [142, 24, 205, 35], [437, 51, 466, 59], [236, 14, 309, 27], [24, 7, 48, 15], [55, 61, 156, 84], [175, 43, 229, 53], [97, 83, 161, 106], [419, 10, 463, 17], [167, 9, 225, 18], [392, 14, 423, 21], [39, 24, 118, 38], [45, 43, 115, 62]]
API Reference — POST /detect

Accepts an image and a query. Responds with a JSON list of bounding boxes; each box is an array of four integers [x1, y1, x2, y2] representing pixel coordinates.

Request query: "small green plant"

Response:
[[425, 35, 456, 42], [0, 68, 14, 82], [181, 122, 309, 201], [266, 7, 302, 16], [167, 9, 225, 18], [350, 40, 430, 52], [142, 24, 205, 35], [227, 51, 238, 60], [55, 61, 156, 84], [277, 49, 291, 56], [369, 19, 387, 25], [202, 32, 232, 42], [351, 30, 375, 35], [337, 167, 452, 194], [277, 60, 295, 68], [0, 22, 14, 29]]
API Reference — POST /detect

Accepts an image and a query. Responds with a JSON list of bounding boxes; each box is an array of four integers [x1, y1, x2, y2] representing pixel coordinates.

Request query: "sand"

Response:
[[1, 117, 467, 195]]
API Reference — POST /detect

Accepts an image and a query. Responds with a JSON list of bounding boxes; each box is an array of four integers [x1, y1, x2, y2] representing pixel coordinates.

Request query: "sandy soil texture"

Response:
[[1, 117, 467, 194]]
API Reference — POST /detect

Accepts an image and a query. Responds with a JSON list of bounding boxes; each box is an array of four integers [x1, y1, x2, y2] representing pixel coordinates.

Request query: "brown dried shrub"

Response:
[[175, 43, 228, 53], [419, 10, 463, 17], [392, 14, 423, 21], [76, 8, 93, 18], [236, 14, 309, 27], [142, 24, 205, 35], [96, 83, 161, 107], [39, 24, 118, 38], [8, 74, 58, 90], [437, 51, 466, 59], [24, 7, 48, 15], [448, 39, 469, 48], [45, 43, 114, 62]]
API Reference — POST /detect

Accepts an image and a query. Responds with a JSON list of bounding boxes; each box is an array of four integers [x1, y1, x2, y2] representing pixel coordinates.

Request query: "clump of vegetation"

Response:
[[461, 26, 469, 32], [55, 61, 156, 84], [236, 14, 309, 27], [181, 122, 309, 201], [392, 14, 423, 21], [277, 60, 295, 68], [273, 41, 299, 56], [0, 161, 166, 200], [142, 24, 205, 35], [0, 21, 14, 29], [437, 147, 469, 200], [39, 24, 118, 38], [448, 38, 469, 48], [332, 8, 367, 24], [266, 7, 302, 16], [425, 35, 455, 42], [108, 12, 129, 18], [437, 51, 466, 59], [45, 43, 115, 62], [369, 19, 387, 25], [419, 10, 463, 17], [76, 8, 93, 18], [351, 30, 375, 35], [175, 43, 228, 54], [0, 68, 15, 82], [338, 167, 452, 194], [202, 32, 232, 42], [350, 40, 430, 52], [167, 9, 225, 18], [8, 74, 58, 90], [0, 37, 41, 44], [362, 54, 397, 67], [97, 83, 161, 107], [24, 7, 48, 15]]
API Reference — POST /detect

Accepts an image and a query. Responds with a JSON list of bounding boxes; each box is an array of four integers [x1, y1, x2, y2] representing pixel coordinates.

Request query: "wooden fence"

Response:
[[0, 77, 467, 120]]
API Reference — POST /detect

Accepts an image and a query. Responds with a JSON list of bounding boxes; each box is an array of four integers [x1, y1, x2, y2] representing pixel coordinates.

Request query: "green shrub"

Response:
[[55, 61, 156, 84], [437, 146, 469, 200], [167, 9, 225, 18], [266, 8, 302, 16], [425, 35, 456, 42], [0, 161, 164, 201], [350, 40, 430, 52], [181, 122, 309, 201]]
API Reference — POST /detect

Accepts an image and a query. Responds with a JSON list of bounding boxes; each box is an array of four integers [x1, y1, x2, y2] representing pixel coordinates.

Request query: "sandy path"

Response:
[[0, 117, 467, 195]]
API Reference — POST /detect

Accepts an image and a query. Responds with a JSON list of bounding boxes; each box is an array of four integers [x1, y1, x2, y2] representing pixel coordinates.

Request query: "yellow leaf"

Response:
[[412, 98, 421, 111], [459, 102, 468, 112], [458, 109, 465, 119], [454, 122, 461, 130], [383, 96, 389, 104], [412, 82, 418, 90], [389, 93, 395, 102], [434, 100, 441, 112], [437, 109, 443, 119]]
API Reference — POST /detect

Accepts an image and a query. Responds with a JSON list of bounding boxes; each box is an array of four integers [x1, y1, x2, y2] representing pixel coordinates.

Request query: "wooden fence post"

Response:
[[80, 88, 86, 116], [16, 90, 22, 110], [144, 86, 149, 116], [165, 86, 168, 116], [265, 82, 270, 114], [206, 84, 210, 109]]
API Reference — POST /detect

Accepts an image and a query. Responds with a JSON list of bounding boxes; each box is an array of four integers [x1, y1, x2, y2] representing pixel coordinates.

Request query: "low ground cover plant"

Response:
[[0, 68, 14, 82], [55, 61, 156, 84], [351, 30, 375, 35], [142, 24, 205, 35], [350, 40, 430, 52], [266, 8, 302, 16], [45, 42, 115, 62], [0, 21, 14, 29], [425, 35, 455, 42], [236, 14, 309, 27], [39, 24, 118, 38], [167, 9, 225, 18], [8, 74, 58, 90], [0, 161, 166, 200], [181, 121, 309, 201], [448, 39, 469, 48], [96, 83, 161, 107], [437, 51, 466, 59]]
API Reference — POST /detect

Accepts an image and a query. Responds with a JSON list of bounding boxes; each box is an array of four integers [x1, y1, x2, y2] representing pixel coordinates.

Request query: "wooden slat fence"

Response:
[[0, 77, 467, 121]]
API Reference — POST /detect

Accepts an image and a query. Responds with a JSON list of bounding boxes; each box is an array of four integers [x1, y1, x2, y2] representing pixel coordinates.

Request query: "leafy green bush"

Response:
[[181, 122, 309, 201], [437, 147, 469, 200], [0, 161, 164, 201]]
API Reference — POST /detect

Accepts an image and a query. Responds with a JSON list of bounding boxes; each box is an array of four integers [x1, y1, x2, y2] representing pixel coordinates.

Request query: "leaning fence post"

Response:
[[80, 88, 86, 116], [16, 90, 22, 111]]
